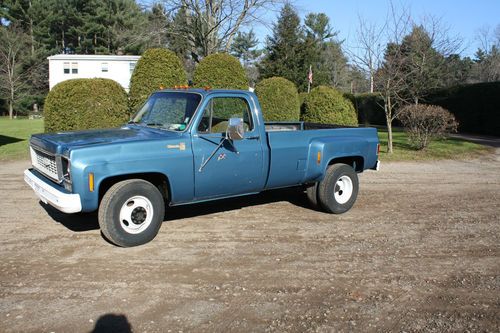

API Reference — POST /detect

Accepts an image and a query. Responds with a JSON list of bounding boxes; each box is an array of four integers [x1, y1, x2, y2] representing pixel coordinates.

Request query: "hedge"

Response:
[[44, 78, 129, 132], [255, 77, 300, 121], [424, 81, 500, 136], [193, 53, 248, 89], [345, 92, 386, 126], [129, 48, 187, 111], [302, 86, 358, 126]]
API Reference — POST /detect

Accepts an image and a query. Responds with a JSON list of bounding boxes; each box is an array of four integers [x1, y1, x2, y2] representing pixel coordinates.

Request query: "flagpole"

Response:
[[307, 65, 312, 93]]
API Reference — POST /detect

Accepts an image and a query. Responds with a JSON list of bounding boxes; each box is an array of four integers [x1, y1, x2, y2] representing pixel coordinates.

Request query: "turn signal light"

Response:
[[88, 173, 94, 192]]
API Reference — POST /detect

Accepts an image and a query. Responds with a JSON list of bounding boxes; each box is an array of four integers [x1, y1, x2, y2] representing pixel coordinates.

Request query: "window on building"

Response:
[[101, 62, 108, 73], [129, 62, 136, 74], [63, 62, 70, 74], [71, 62, 78, 74]]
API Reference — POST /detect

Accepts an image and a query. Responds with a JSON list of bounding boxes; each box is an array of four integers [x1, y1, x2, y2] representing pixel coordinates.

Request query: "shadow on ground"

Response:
[[41, 187, 315, 233], [90, 313, 132, 333], [0, 135, 23, 146]]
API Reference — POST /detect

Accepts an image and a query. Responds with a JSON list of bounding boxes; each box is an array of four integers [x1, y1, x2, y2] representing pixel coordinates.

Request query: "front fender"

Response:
[[70, 140, 194, 212]]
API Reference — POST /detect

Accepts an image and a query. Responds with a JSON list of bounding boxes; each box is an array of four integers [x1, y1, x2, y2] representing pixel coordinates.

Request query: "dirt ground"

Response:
[[1, 150, 499, 333]]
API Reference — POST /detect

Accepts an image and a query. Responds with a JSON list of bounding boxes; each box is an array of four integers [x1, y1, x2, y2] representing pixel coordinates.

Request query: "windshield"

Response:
[[131, 92, 202, 131]]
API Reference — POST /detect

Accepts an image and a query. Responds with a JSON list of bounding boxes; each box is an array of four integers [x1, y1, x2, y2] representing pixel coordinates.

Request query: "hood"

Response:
[[30, 125, 181, 155]]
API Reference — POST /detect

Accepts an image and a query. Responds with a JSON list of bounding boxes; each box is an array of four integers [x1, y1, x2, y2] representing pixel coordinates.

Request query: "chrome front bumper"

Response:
[[24, 169, 82, 214]]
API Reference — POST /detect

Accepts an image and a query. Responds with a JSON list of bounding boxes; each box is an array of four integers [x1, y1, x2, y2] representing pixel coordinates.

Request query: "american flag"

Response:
[[308, 65, 313, 84]]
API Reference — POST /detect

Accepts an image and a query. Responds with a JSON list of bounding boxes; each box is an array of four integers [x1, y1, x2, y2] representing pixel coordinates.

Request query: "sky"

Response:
[[250, 0, 500, 58]]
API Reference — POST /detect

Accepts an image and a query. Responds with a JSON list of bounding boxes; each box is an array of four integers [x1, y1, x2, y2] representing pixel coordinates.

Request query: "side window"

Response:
[[197, 97, 253, 134]]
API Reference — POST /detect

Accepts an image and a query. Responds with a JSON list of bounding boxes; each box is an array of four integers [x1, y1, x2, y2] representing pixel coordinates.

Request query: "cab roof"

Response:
[[153, 88, 254, 97]]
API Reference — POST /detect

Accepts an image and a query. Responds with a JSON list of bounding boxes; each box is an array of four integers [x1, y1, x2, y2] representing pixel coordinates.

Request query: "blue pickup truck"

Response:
[[24, 88, 380, 247]]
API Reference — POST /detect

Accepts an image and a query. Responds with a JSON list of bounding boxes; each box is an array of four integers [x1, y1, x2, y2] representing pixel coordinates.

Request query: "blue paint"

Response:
[[28, 89, 379, 213]]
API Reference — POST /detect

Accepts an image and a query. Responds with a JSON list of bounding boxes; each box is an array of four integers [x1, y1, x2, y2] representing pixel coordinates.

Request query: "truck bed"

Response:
[[263, 123, 379, 189], [265, 121, 355, 132]]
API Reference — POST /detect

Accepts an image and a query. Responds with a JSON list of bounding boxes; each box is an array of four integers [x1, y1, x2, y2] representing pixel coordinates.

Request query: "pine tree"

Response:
[[231, 30, 259, 65], [259, 4, 307, 90], [303, 13, 349, 89]]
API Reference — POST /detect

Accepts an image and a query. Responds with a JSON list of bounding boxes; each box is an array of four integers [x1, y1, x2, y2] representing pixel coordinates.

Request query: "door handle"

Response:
[[246, 136, 260, 140]]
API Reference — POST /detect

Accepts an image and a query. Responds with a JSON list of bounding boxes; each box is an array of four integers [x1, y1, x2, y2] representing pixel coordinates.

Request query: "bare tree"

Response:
[[474, 24, 500, 82], [350, 15, 385, 93], [353, 2, 461, 153], [162, 0, 282, 60], [0, 26, 31, 119], [372, 2, 412, 153]]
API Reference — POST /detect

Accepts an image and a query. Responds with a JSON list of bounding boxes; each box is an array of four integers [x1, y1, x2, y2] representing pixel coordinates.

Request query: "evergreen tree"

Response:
[[399, 25, 446, 103], [231, 29, 261, 86], [231, 30, 259, 65], [303, 13, 349, 89], [259, 4, 307, 90]]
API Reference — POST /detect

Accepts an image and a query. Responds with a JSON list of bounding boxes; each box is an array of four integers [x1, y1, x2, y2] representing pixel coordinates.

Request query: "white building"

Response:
[[47, 54, 140, 92]]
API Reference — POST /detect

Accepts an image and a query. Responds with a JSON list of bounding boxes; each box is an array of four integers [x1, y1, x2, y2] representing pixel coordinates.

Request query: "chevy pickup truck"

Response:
[[25, 88, 380, 247]]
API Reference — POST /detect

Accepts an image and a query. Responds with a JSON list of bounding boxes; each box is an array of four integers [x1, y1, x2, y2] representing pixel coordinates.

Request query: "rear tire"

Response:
[[306, 182, 319, 208], [318, 163, 359, 214], [98, 179, 165, 247]]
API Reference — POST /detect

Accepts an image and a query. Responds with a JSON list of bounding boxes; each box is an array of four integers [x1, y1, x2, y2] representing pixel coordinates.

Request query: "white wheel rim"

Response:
[[334, 175, 353, 204], [119, 196, 154, 234]]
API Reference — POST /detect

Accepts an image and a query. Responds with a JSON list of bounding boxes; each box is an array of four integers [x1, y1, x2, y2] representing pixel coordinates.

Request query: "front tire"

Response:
[[318, 163, 359, 214], [98, 179, 165, 247]]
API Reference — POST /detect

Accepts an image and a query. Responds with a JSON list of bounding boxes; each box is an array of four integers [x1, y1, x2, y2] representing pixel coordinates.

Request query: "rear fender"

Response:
[[304, 137, 368, 183]]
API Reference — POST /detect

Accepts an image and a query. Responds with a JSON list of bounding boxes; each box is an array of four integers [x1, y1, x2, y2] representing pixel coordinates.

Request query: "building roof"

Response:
[[47, 54, 140, 61]]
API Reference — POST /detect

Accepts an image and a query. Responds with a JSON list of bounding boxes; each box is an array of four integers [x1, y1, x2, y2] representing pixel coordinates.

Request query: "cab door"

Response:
[[191, 94, 265, 199]]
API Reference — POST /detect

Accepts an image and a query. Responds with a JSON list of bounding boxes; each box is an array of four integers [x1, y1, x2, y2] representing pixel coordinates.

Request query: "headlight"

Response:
[[61, 157, 72, 191]]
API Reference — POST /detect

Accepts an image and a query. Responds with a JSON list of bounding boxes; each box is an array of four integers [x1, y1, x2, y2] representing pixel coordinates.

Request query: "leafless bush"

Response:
[[397, 104, 458, 150]]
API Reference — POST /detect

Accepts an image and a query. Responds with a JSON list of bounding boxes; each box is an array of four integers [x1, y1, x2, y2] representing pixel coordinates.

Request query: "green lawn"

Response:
[[377, 128, 491, 161], [0, 117, 44, 161]]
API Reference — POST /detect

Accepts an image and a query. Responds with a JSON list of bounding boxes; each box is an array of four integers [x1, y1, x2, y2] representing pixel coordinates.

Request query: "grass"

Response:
[[377, 128, 491, 161], [0, 117, 44, 161], [0, 117, 491, 162]]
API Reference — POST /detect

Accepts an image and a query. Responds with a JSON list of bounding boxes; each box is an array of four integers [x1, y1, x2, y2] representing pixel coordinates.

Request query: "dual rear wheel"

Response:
[[307, 163, 359, 214]]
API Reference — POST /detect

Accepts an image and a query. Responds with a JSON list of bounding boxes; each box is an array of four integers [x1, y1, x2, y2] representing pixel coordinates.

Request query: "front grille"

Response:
[[30, 147, 59, 181]]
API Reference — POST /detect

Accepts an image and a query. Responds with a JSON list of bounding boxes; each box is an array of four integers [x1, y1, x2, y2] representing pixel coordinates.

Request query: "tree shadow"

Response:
[[40, 187, 315, 232], [0, 135, 24, 146], [89, 313, 132, 333]]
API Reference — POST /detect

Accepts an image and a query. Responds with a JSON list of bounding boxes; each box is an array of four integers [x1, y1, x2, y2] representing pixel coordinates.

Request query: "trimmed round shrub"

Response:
[[302, 86, 358, 126], [193, 53, 248, 89], [44, 78, 129, 132], [255, 77, 300, 121], [129, 48, 187, 110]]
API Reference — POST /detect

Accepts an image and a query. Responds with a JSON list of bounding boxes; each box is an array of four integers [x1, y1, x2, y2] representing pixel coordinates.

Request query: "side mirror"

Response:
[[227, 117, 245, 141]]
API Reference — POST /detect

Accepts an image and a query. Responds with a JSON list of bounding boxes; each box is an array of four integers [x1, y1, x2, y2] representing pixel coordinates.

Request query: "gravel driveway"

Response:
[[1, 150, 499, 332]]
